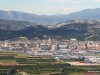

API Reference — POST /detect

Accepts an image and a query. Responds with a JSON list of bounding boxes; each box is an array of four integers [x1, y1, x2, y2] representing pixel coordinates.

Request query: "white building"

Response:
[[84, 56, 100, 64]]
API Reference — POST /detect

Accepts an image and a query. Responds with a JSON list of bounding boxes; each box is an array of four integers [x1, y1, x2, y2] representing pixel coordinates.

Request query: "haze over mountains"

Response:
[[0, 8, 100, 25]]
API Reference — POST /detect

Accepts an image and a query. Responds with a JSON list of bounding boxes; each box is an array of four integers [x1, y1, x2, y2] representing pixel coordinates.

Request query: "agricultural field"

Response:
[[0, 51, 99, 75], [70, 73, 84, 75]]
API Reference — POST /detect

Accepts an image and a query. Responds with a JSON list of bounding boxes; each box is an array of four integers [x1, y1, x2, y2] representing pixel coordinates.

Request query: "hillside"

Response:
[[0, 19, 100, 41], [0, 8, 100, 25], [0, 19, 38, 30]]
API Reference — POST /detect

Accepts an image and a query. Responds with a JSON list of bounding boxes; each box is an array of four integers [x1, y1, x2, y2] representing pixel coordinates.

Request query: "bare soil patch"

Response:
[[0, 60, 18, 66]]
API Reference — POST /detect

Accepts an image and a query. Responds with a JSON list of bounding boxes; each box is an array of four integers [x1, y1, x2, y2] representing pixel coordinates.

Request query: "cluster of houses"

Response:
[[0, 38, 100, 51]]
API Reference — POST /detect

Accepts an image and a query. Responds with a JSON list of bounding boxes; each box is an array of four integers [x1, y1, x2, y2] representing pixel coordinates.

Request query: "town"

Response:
[[0, 37, 100, 65], [1, 37, 100, 51]]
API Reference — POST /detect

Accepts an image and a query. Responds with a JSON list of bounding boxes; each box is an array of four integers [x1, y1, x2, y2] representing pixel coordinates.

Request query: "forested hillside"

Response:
[[0, 20, 100, 41]]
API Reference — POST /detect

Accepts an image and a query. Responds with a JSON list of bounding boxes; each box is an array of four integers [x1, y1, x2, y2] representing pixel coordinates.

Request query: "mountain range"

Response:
[[0, 8, 100, 25], [0, 8, 100, 40]]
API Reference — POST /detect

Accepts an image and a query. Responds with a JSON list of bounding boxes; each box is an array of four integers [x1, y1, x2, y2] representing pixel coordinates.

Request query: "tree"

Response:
[[10, 68, 16, 75]]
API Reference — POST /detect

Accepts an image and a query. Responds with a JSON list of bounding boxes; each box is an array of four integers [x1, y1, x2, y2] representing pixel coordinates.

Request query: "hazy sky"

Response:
[[0, 0, 100, 15]]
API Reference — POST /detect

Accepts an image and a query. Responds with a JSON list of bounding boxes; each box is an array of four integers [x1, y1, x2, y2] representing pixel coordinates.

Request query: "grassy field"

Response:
[[18, 72, 30, 75], [70, 73, 84, 75]]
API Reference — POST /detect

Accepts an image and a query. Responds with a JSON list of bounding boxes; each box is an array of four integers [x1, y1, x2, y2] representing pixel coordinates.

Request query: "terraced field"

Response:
[[0, 51, 99, 75]]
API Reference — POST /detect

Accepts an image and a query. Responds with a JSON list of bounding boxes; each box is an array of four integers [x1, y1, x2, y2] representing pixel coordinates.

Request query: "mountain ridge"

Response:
[[0, 8, 100, 25]]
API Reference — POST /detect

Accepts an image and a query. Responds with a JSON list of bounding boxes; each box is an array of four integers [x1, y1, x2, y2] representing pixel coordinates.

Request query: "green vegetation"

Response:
[[0, 51, 100, 75], [70, 73, 83, 75], [61, 58, 84, 62], [0, 22, 100, 41]]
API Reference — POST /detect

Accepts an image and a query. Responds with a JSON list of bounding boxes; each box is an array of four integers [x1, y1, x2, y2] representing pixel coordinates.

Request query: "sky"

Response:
[[0, 0, 100, 15]]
